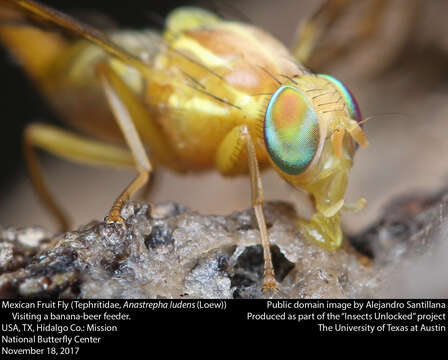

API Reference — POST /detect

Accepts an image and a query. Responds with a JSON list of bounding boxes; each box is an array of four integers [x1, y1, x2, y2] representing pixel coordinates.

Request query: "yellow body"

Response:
[[2, 9, 305, 170], [0, 5, 368, 252]]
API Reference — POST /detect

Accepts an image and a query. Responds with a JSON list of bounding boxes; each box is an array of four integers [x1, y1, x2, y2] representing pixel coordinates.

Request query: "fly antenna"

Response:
[[358, 112, 409, 126]]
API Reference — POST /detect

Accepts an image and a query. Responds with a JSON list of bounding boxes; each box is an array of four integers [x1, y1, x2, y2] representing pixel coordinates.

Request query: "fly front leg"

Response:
[[96, 63, 154, 225], [216, 125, 278, 293]]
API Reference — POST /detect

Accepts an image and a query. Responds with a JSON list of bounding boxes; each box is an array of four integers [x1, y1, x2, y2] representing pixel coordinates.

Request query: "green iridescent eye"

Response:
[[264, 86, 320, 175]]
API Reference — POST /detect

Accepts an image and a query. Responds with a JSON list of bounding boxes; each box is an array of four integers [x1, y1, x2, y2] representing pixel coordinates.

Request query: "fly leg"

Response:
[[23, 61, 176, 231], [216, 125, 278, 293], [95, 63, 156, 225], [24, 123, 135, 231]]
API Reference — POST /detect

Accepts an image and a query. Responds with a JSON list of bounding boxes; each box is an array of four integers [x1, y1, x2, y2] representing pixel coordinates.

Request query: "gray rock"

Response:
[[1, 195, 447, 299]]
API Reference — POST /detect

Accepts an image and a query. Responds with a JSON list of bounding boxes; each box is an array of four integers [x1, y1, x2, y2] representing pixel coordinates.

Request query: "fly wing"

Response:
[[109, 29, 162, 66], [0, 0, 154, 74]]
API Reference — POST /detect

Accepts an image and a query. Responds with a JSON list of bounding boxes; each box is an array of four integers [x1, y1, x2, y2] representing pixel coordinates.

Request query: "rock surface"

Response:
[[1, 194, 447, 299]]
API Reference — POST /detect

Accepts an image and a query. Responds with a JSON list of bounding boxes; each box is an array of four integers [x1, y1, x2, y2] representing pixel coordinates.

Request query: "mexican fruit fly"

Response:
[[0, 0, 369, 292]]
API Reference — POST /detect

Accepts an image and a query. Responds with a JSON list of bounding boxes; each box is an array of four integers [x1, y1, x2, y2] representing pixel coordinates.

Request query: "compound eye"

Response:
[[264, 86, 320, 175], [317, 74, 362, 124]]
